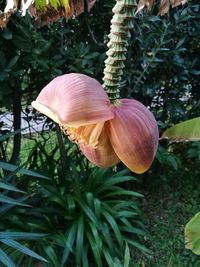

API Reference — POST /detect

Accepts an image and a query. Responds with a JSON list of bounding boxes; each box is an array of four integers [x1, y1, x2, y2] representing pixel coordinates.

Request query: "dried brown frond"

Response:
[[137, 0, 155, 11], [159, 0, 170, 15], [33, 0, 96, 24], [0, 0, 96, 27], [136, 0, 187, 15], [170, 0, 187, 8]]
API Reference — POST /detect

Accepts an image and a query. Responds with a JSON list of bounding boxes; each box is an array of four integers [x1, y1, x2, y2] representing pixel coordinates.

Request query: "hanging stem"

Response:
[[102, 0, 137, 103]]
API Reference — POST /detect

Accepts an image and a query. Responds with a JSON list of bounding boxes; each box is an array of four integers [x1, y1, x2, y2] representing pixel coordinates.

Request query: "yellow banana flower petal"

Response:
[[79, 125, 120, 167]]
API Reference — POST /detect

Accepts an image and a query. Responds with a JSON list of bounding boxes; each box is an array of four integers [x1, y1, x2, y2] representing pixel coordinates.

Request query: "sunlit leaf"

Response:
[[161, 118, 200, 142], [185, 212, 200, 255]]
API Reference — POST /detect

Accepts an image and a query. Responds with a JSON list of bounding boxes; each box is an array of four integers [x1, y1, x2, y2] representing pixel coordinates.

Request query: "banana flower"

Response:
[[32, 73, 158, 173]]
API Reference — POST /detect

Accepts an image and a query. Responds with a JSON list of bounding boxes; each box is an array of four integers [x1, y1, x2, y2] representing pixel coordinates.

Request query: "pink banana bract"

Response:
[[32, 73, 159, 174]]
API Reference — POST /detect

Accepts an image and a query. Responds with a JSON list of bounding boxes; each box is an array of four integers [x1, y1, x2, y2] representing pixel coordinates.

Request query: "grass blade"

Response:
[[61, 223, 77, 267], [0, 161, 49, 179], [0, 128, 27, 142], [124, 238, 151, 255], [76, 215, 84, 265], [0, 232, 46, 240], [124, 243, 130, 267], [43, 245, 59, 266], [0, 182, 25, 194], [85, 229, 102, 267], [1, 239, 48, 262], [102, 210, 124, 249], [96, 176, 135, 195], [0, 194, 30, 207], [0, 248, 16, 267]]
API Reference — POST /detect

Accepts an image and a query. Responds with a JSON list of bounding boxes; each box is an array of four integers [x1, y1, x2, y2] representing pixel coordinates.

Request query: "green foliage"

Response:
[[125, 3, 200, 124], [185, 212, 200, 255], [0, 167, 47, 266], [0, 130, 147, 266], [162, 117, 200, 141], [187, 142, 200, 161], [20, 160, 146, 266]]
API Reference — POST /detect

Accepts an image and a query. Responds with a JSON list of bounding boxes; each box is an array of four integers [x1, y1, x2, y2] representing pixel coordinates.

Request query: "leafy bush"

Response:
[[0, 130, 147, 266], [22, 146, 147, 266]]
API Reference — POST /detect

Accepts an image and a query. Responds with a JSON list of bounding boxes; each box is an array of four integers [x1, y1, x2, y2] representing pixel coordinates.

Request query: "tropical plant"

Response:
[[1, 0, 200, 266]]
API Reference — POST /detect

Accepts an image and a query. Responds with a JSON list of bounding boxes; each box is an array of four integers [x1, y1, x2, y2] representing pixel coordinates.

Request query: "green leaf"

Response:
[[43, 245, 59, 266], [0, 194, 30, 207], [0, 239, 48, 262], [6, 55, 20, 70], [94, 198, 101, 219], [75, 198, 98, 225], [102, 210, 123, 249], [102, 247, 114, 267], [86, 230, 102, 267], [0, 248, 16, 267], [89, 222, 102, 256], [96, 176, 136, 195], [1, 29, 13, 40], [0, 128, 27, 142], [103, 188, 143, 198], [0, 162, 49, 179], [61, 223, 77, 267], [101, 223, 116, 254], [0, 182, 25, 194], [0, 232, 45, 240], [124, 243, 130, 267], [185, 212, 200, 255], [162, 118, 200, 141], [81, 245, 89, 267], [76, 215, 84, 265], [124, 238, 151, 254], [66, 194, 76, 213]]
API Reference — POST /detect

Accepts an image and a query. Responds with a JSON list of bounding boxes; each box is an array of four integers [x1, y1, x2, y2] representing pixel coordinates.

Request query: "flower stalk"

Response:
[[102, 0, 137, 103]]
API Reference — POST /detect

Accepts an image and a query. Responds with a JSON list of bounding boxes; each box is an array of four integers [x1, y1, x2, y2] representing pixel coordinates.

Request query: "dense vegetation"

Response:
[[0, 0, 200, 266]]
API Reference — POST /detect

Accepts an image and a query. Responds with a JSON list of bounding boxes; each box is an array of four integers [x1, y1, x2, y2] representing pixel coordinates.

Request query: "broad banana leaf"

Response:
[[185, 212, 200, 255], [161, 117, 200, 142], [0, 0, 96, 27]]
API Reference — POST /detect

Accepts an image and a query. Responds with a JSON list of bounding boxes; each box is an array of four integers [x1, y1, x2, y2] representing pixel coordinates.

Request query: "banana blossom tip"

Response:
[[32, 73, 159, 174]]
